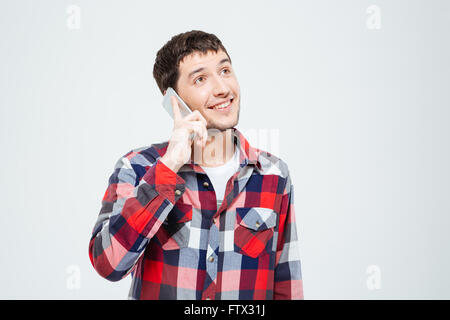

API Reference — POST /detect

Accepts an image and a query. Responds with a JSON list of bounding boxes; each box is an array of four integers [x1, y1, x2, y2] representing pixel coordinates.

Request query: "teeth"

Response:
[[213, 100, 231, 109]]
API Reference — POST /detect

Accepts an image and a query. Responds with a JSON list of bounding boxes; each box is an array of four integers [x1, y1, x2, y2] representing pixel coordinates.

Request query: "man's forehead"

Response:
[[179, 50, 229, 73]]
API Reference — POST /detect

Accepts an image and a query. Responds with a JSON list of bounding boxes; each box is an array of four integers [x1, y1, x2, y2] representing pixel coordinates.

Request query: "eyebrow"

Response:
[[188, 58, 231, 79]]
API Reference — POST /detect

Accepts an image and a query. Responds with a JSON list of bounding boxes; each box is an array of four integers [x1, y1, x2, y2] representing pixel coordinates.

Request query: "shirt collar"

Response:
[[232, 127, 260, 169], [176, 127, 261, 174]]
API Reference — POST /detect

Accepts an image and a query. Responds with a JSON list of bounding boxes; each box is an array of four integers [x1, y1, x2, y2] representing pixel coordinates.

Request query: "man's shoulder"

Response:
[[118, 141, 169, 167], [255, 148, 291, 179]]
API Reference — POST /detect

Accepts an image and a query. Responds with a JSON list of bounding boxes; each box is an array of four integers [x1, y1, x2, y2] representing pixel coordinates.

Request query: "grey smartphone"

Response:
[[162, 87, 192, 119]]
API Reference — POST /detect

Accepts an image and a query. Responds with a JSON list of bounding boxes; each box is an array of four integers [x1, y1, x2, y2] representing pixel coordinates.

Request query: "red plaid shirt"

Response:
[[89, 127, 304, 300]]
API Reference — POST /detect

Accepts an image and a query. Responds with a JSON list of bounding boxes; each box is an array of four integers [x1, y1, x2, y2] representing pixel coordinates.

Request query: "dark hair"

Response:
[[153, 30, 231, 94]]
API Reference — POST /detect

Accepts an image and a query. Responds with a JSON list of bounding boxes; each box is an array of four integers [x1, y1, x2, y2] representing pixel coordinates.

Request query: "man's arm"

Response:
[[274, 174, 304, 299], [89, 94, 207, 282], [88, 153, 185, 281]]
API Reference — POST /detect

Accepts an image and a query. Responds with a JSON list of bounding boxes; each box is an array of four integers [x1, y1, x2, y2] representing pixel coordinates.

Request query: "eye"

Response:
[[194, 76, 204, 84], [221, 68, 231, 75]]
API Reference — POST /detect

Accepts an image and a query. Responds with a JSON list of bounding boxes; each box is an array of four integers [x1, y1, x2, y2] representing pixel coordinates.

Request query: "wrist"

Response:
[[160, 154, 181, 173]]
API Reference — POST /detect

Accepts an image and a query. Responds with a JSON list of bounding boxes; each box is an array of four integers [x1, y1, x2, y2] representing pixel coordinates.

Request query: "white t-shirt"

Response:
[[200, 146, 240, 205]]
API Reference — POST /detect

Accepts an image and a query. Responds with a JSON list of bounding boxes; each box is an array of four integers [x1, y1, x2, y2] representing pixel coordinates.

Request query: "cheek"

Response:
[[199, 89, 210, 102], [192, 88, 210, 108], [184, 88, 208, 110], [229, 78, 240, 96]]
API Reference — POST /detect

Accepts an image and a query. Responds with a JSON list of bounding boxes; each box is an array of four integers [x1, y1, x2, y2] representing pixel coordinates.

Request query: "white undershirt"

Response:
[[200, 146, 240, 203]]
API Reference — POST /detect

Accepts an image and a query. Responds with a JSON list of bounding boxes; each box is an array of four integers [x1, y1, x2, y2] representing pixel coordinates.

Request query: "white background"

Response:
[[0, 0, 449, 299]]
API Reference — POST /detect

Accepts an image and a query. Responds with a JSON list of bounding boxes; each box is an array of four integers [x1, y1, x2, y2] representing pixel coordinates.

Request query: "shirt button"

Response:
[[208, 256, 214, 263], [203, 181, 209, 188], [255, 221, 261, 228], [175, 189, 181, 196]]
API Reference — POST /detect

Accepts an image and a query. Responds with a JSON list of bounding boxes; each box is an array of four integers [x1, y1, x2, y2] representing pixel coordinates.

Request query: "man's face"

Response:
[[174, 49, 240, 131]]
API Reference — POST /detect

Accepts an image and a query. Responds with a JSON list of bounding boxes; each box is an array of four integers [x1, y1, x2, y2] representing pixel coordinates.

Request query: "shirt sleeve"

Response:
[[88, 154, 185, 282], [273, 174, 304, 299]]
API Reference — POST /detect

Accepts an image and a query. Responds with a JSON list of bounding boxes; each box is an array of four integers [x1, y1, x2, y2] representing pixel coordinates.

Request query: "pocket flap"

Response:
[[165, 202, 193, 225], [236, 207, 277, 231]]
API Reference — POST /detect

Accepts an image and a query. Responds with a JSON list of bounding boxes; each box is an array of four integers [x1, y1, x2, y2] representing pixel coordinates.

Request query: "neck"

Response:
[[192, 128, 235, 167]]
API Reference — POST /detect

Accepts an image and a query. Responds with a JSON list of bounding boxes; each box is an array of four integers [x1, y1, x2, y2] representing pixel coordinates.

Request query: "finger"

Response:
[[196, 124, 208, 149], [193, 121, 208, 143], [187, 123, 207, 149], [187, 122, 204, 144], [187, 119, 208, 147], [171, 96, 182, 121], [184, 110, 208, 127], [195, 131, 202, 149], [201, 125, 208, 147], [187, 121, 203, 136]]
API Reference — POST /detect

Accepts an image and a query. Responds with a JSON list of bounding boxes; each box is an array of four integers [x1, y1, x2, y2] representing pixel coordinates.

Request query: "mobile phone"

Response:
[[162, 87, 192, 119]]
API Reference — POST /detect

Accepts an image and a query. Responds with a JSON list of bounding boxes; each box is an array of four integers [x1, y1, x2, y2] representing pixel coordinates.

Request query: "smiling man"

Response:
[[88, 30, 304, 300]]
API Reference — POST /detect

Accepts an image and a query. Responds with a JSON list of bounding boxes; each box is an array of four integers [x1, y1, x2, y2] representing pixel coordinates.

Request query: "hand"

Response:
[[160, 96, 208, 173]]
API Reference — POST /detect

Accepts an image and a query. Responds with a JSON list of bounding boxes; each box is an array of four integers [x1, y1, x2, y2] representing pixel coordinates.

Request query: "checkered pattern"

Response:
[[89, 127, 304, 300]]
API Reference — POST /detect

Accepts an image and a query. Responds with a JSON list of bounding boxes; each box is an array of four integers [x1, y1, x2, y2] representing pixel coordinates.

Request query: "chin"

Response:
[[208, 119, 238, 132], [206, 105, 240, 131], [207, 125, 230, 132]]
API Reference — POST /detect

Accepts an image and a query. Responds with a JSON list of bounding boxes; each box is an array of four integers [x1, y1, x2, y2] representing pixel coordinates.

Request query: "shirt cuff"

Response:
[[142, 159, 186, 205]]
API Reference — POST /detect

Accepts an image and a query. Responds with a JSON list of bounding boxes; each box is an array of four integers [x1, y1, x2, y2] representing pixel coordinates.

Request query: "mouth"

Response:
[[207, 98, 234, 112]]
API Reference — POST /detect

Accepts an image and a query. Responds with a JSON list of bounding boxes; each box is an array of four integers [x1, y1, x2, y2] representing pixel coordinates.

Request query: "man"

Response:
[[88, 30, 304, 300]]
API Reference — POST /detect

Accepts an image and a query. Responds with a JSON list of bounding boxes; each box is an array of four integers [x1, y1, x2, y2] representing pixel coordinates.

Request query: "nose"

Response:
[[211, 74, 230, 97]]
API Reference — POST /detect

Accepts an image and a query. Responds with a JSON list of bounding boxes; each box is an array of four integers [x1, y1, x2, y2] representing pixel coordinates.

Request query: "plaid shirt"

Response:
[[89, 127, 304, 300]]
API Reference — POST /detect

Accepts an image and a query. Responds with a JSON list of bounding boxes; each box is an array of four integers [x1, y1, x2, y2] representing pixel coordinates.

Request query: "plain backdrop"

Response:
[[0, 0, 449, 299]]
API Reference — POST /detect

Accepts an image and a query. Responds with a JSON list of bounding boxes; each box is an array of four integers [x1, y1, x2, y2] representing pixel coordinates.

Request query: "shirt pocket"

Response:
[[234, 207, 278, 258], [156, 202, 193, 250]]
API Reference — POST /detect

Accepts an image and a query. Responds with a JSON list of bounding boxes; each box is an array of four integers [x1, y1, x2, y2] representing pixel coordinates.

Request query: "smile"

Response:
[[208, 98, 233, 111]]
